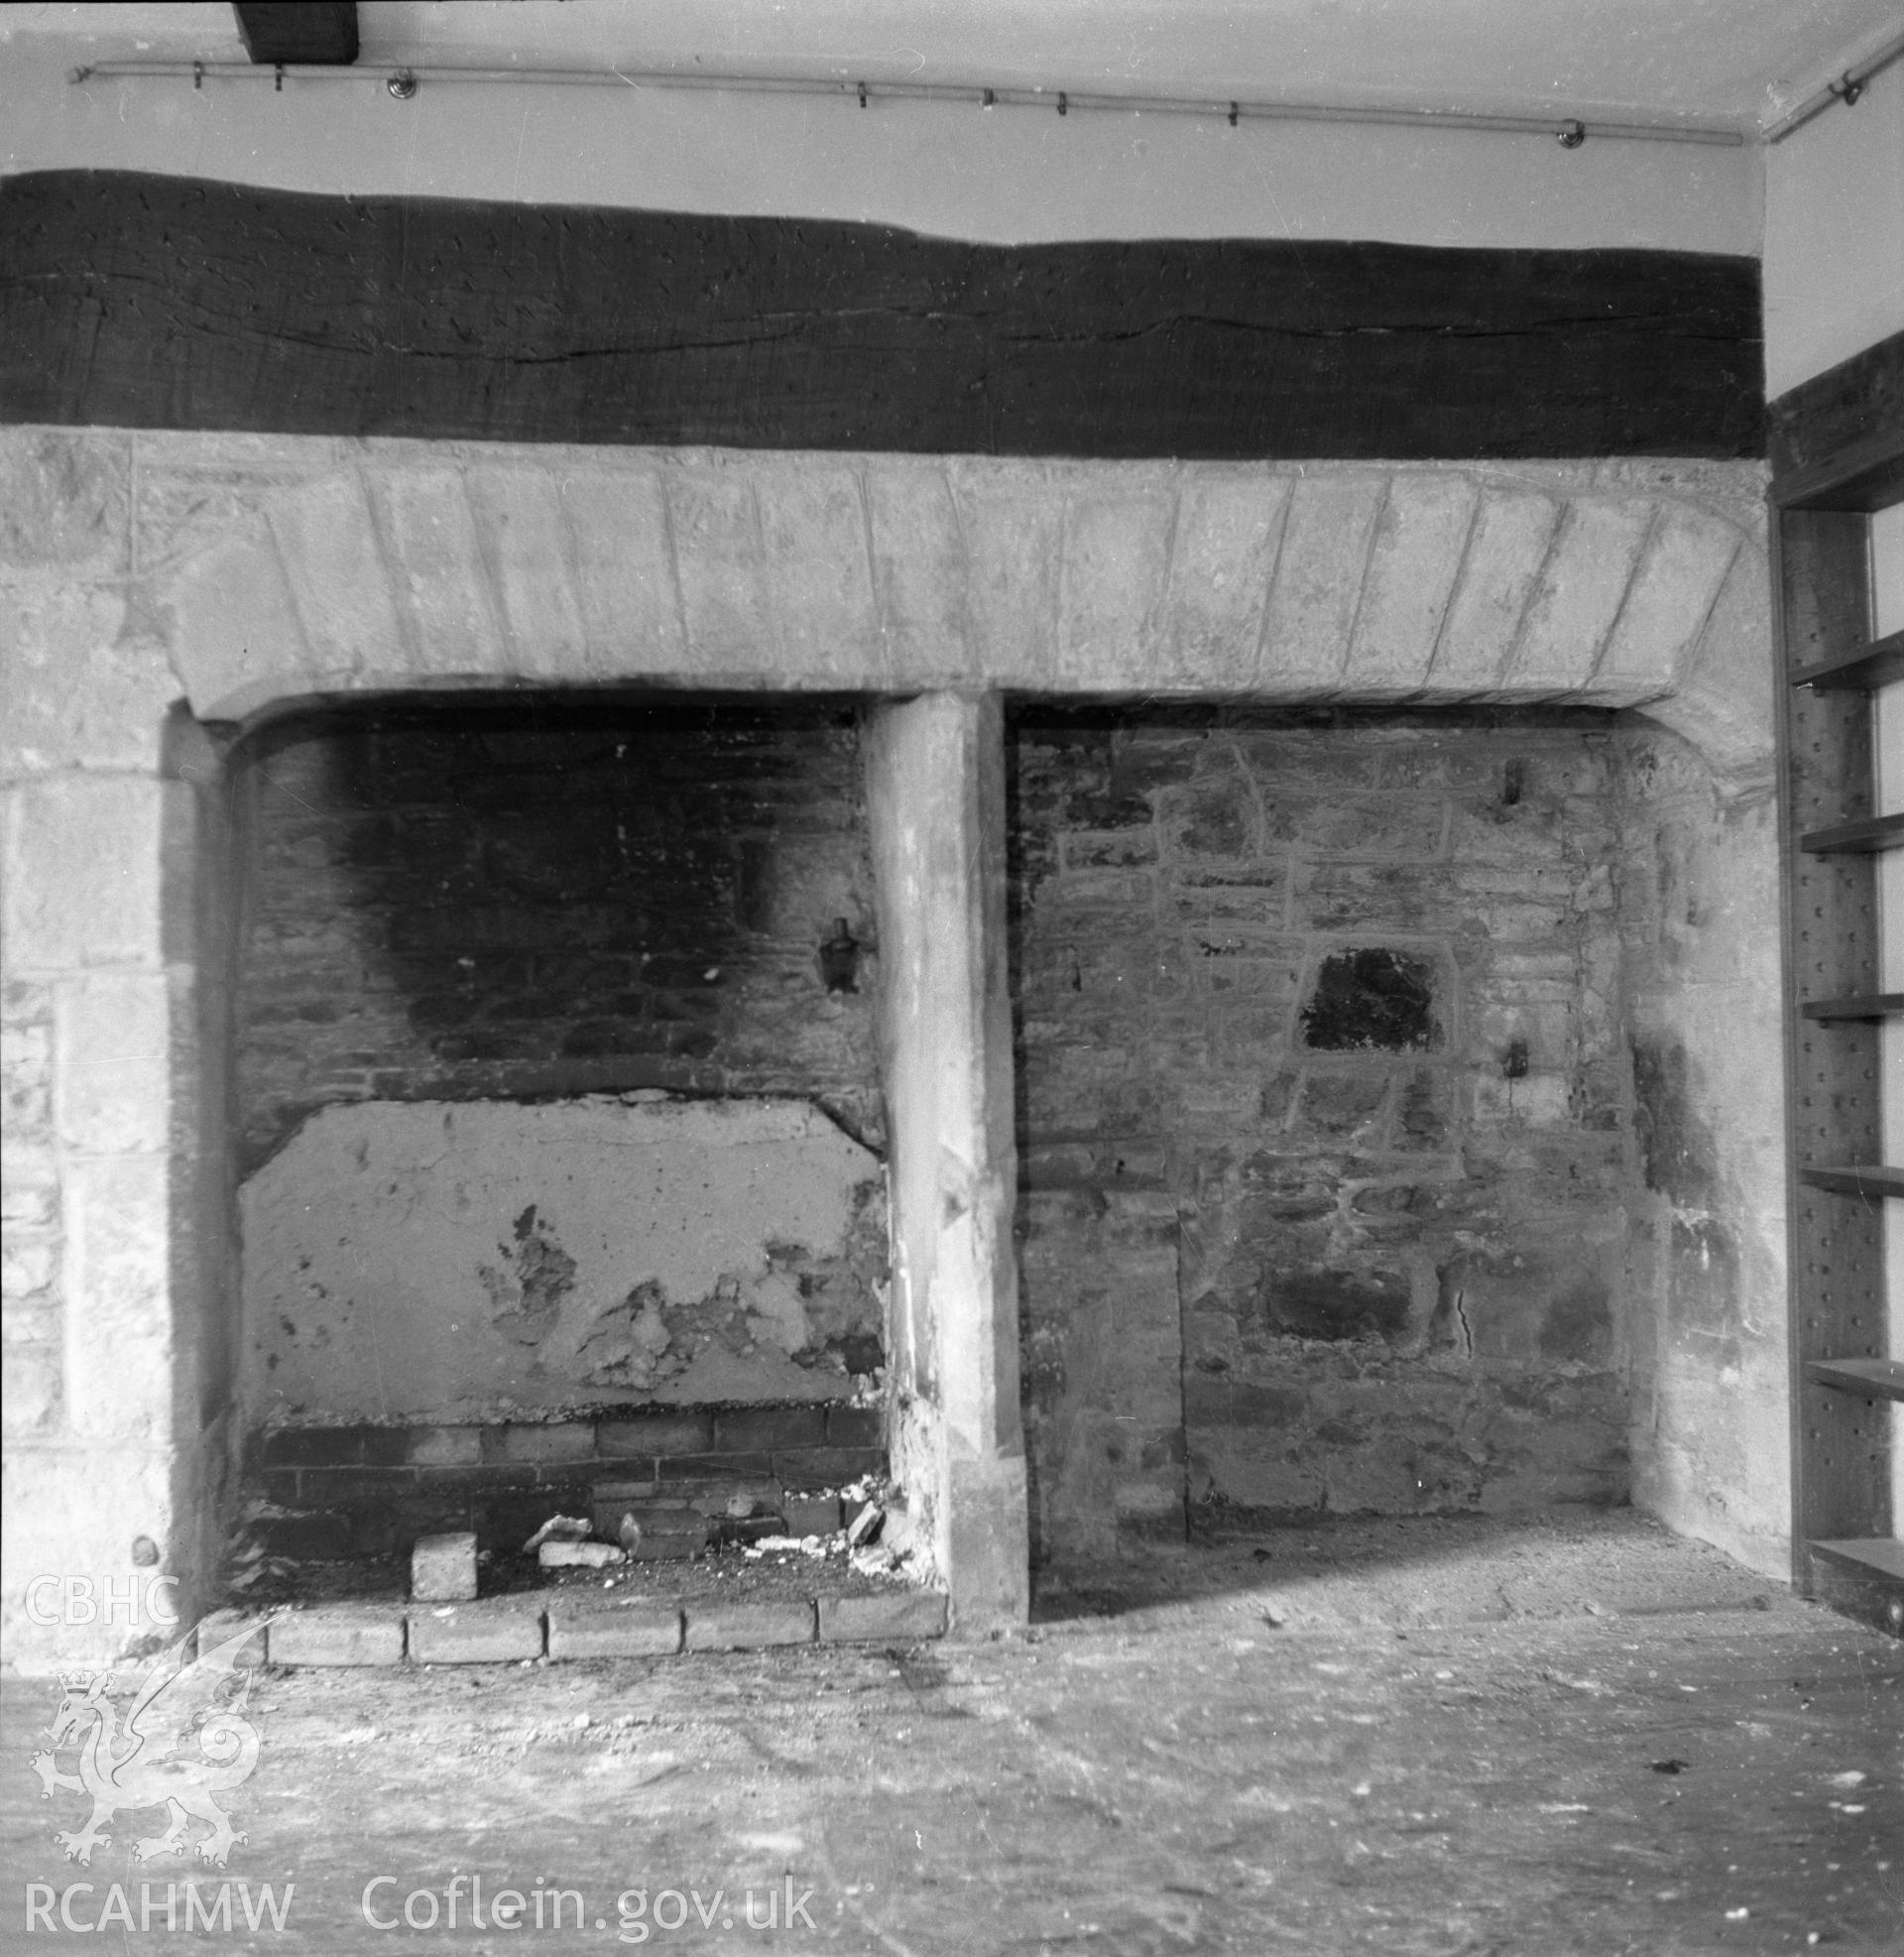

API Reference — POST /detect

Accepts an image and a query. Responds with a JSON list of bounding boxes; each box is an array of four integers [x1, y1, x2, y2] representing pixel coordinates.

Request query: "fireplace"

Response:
[[229, 699, 892, 1560], [1008, 704, 1742, 1565], [1, 431, 1789, 1663]]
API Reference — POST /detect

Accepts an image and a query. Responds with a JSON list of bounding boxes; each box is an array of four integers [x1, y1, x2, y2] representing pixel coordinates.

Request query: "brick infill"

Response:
[[204, 1586, 946, 1666]]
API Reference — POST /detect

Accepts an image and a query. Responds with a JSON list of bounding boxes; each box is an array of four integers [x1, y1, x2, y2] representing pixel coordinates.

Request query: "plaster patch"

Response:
[[242, 1095, 886, 1423]]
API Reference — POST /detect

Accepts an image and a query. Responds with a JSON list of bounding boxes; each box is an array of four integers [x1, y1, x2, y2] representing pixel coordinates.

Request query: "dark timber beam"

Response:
[[0, 170, 1763, 460], [233, 4, 358, 66]]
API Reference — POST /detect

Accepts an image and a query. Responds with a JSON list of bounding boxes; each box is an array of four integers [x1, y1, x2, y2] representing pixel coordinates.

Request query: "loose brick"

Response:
[[269, 1603, 406, 1667], [626, 1533, 704, 1562], [782, 1494, 843, 1536], [411, 1530, 478, 1602], [409, 1598, 545, 1664], [710, 1514, 785, 1545], [546, 1597, 683, 1660], [818, 1591, 949, 1644], [683, 1599, 816, 1651]]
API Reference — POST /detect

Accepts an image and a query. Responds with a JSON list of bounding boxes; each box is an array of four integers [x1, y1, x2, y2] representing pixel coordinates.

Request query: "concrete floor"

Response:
[[6, 1514, 1899, 1954]]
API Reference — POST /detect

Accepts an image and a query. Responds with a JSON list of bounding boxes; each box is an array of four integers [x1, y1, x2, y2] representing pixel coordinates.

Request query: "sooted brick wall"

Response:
[[1011, 709, 1633, 1559], [233, 699, 881, 1174]]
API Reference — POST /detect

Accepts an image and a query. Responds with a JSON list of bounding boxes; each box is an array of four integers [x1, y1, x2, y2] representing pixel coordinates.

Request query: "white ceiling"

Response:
[[4, 1, 1900, 129]]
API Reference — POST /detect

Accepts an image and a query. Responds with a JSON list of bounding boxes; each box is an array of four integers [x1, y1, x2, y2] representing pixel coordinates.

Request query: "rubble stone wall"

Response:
[[1011, 710, 1640, 1559], [1615, 728, 1790, 1574]]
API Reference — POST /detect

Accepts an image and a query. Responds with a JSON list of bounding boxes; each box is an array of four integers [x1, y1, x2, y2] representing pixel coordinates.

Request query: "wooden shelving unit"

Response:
[[1772, 330, 1904, 1638], [1798, 1165, 1904, 1199], [1804, 1357, 1904, 1401], [1791, 628, 1904, 692], [1800, 993, 1904, 1022], [1799, 812, 1904, 855]]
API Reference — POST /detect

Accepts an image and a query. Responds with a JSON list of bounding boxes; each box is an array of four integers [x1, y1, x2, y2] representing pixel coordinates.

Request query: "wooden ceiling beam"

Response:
[[232, 4, 358, 66], [0, 170, 1765, 460]]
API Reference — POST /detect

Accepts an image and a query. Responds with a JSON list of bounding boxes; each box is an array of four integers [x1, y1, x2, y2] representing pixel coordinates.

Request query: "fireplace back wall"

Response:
[[1012, 709, 1639, 1560], [232, 700, 890, 1446]]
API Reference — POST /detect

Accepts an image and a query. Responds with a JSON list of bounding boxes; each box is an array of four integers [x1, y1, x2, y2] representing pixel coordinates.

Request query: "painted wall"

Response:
[[0, 21, 1760, 257], [1761, 59, 1904, 398]]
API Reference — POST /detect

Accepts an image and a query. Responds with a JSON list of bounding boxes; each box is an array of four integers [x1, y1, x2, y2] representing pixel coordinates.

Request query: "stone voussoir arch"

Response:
[[138, 437, 1771, 778]]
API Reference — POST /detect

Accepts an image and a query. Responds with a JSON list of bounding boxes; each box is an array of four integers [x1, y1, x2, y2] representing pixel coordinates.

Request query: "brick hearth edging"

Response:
[[195, 1587, 948, 1666]]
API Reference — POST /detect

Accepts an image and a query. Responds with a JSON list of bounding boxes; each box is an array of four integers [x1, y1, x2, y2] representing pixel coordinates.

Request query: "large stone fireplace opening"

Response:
[[230, 697, 892, 1566], [219, 685, 1771, 1598], [2, 431, 1790, 1664]]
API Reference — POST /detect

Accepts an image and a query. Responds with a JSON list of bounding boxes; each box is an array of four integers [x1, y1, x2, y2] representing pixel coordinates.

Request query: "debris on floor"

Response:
[[536, 1539, 623, 1568], [521, 1515, 590, 1553], [410, 1530, 478, 1600], [8, 1512, 1897, 1952]]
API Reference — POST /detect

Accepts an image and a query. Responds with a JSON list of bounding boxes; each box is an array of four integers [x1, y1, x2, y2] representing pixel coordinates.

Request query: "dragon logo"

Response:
[[29, 1620, 272, 1868]]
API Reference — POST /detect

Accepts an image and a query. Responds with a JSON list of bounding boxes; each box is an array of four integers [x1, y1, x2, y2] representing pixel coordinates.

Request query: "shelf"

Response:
[[1810, 1538, 1904, 1583], [1806, 1358, 1904, 1402], [1798, 1164, 1904, 1199], [1774, 425, 1904, 513], [1790, 629, 1904, 691], [1798, 813, 1904, 855], [1801, 992, 1904, 1021]]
